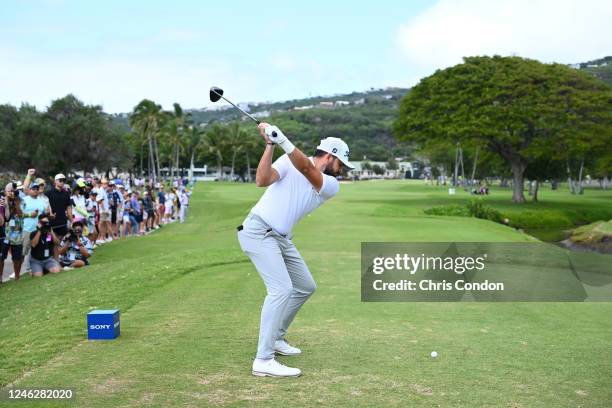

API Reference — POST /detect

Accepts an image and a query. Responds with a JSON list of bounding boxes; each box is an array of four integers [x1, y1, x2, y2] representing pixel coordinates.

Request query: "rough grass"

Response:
[[0, 180, 611, 407]]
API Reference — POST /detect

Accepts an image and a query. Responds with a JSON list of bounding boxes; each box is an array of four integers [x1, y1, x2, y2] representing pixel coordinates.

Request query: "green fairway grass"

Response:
[[1, 180, 611, 407]]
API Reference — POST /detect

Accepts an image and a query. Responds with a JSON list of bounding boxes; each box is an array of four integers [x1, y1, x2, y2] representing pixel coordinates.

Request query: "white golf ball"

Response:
[[430, 351, 438, 358]]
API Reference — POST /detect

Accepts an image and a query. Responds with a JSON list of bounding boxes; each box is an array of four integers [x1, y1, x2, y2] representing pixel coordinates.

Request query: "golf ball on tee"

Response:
[[430, 351, 438, 358]]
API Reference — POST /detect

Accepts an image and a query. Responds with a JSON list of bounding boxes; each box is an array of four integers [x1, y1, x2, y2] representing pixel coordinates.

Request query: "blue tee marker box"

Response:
[[87, 309, 120, 340]]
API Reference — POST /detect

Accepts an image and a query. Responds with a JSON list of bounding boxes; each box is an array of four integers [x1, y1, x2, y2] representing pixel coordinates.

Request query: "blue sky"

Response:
[[1, 0, 610, 113]]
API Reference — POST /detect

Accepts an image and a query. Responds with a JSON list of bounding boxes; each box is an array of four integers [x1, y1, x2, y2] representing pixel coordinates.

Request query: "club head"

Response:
[[210, 86, 224, 102]]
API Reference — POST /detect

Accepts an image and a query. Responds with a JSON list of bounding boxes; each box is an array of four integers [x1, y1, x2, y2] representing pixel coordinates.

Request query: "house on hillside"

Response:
[[348, 161, 421, 180], [319, 101, 334, 108], [251, 111, 270, 118]]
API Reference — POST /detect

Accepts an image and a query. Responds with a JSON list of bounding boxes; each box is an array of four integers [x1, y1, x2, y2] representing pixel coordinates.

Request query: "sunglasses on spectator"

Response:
[[57, 179, 66, 183]]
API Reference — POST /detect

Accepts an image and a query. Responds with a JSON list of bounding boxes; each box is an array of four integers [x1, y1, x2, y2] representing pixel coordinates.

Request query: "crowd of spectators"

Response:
[[0, 169, 191, 283]]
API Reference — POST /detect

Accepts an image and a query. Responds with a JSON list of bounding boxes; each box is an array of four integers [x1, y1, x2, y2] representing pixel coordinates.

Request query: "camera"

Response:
[[68, 229, 79, 242], [39, 220, 51, 232]]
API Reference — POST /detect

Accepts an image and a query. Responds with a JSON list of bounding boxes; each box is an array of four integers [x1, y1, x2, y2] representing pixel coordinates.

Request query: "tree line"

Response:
[[0, 95, 273, 182]]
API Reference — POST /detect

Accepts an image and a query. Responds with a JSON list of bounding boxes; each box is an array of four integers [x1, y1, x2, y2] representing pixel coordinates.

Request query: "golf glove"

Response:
[[265, 125, 295, 154]]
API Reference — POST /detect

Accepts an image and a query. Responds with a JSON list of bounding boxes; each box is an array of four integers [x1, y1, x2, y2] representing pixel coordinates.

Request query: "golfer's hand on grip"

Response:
[[259, 123, 295, 154], [265, 126, 285, 143], [257, 122, 273, 143]]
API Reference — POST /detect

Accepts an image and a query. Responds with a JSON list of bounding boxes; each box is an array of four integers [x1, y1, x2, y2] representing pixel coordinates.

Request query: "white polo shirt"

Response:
[[251, 154, 339, 235]]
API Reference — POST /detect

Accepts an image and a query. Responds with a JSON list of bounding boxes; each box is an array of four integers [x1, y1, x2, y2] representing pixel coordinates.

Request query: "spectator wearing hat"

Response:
[[34, 178, 50, 209], [71, 178, 89, 232], [45, 173, 73, 241], [29, 213, 61, 276], [22, 171, 51, 271], [58, 220, 93, 269], [1, 182, 26, 280]]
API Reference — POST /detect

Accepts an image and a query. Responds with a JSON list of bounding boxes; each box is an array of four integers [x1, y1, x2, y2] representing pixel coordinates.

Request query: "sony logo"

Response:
[[90, 324, 111, 330]]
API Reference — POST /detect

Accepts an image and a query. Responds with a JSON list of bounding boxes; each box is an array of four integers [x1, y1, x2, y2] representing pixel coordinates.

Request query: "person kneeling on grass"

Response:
[[29, 214, 61, 276], [58, 221, 93, 269]]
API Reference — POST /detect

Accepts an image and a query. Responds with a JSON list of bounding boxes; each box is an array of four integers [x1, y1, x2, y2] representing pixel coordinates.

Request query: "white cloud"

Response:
[[0, 47, 260, 113], [396, 0, 612, 72], [0, 45, 340, 114]]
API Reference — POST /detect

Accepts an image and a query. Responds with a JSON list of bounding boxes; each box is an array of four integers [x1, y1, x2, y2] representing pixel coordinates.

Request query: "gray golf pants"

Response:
[[237, 213, 316, 360]]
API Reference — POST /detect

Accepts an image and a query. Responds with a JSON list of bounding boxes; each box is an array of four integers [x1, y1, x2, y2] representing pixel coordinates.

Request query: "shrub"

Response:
[[507, 211, 574, 229], [466, 199, 505, 223], [424, 200, 505, 224], [424, 204, 470, 217]]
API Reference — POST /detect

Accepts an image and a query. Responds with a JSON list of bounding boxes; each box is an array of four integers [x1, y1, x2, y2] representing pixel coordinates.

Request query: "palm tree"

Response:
[[243, 132, 261, 182], [129, 99, 164, 182], [171, 103, 189, 178], [203, 123, 227, 180], [226, 123, 248, 181], [186, 125, 204, 183]]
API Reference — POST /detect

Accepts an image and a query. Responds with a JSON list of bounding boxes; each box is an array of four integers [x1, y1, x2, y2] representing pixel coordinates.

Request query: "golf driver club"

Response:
[[209, 87, 277, 137]]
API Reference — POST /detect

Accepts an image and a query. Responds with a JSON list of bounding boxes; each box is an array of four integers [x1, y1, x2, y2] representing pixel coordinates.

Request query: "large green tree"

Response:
[[0, 96, 131, 177], [393, 56, 612, 202]]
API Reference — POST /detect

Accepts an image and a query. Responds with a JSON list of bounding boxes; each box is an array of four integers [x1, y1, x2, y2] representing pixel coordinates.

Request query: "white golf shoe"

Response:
[[252, 358, 302, 377], [274, 339, 302, 356]]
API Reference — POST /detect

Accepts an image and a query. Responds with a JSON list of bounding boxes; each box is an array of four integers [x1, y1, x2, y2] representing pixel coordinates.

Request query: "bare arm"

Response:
[[255, 125, 280, 187], [0, 197, 5, 226], [23, 168, 36, 195], [31, 230, 41, 247], [58, 239, 70, 255], [77, 241, 90, 258], [286, 149, 323, 192], [51, 230, 61, 245]]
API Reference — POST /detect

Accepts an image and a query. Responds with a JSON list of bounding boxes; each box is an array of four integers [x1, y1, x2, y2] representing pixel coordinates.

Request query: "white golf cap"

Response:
[[54, 173, 66, 180], [316, 137, 354, 169]]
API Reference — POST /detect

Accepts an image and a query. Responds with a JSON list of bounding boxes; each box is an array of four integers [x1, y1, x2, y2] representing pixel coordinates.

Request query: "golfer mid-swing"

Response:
[[237, 122, 354, 377]]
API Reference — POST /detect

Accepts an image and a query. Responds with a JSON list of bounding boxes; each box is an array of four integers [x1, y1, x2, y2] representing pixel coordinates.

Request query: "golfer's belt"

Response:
[[236, 214, 287, 238]]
